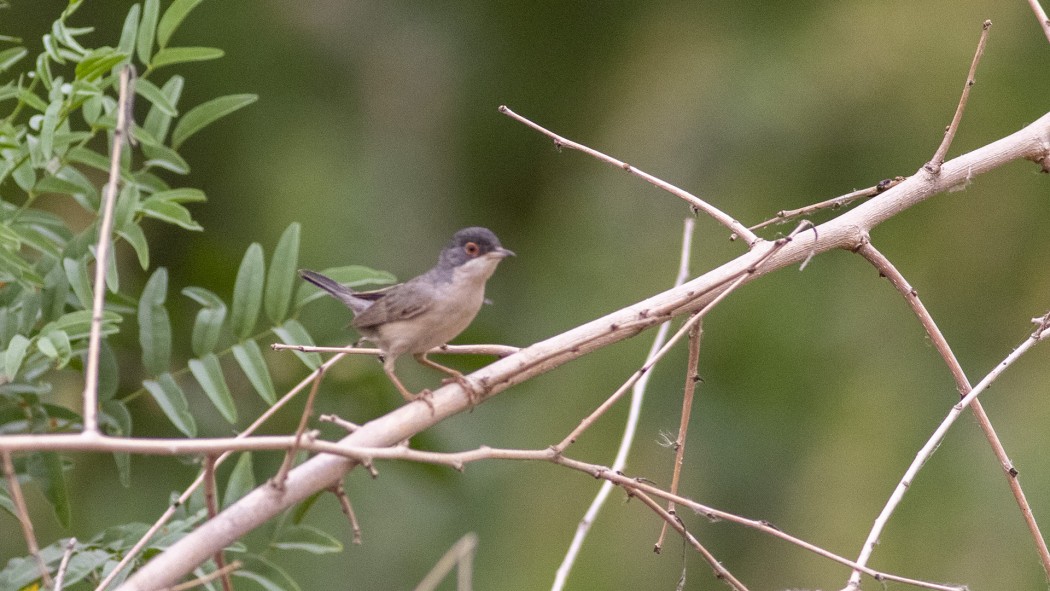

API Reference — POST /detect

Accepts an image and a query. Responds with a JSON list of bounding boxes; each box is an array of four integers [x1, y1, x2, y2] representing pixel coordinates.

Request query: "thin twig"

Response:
[[310, 444, 964, 591], [840, 309, 1050, 591], [554, 221, 807, 452], [498, 105, 760, 246], [552, 218, 695, 591], [413, 532, 478, 591], [847, 245, 1050, 587], [202, 456, 234, 591], [748, 177, 904, 232], [925, 20, 992, 174], [330, 481, 362, 544], [91, 353, 347, 591], [52, 537, 78, 591], [630, 489, 748, 591], [157, 560, 242, 591], [272, 343, 520, 358], [273, 366, 326, 490], [83, 65, 135, 435], [2, 451, 52, 587], [1028, 0, 1050, 44], [319, 414, 362, 433], [655, 320, 703, 553]]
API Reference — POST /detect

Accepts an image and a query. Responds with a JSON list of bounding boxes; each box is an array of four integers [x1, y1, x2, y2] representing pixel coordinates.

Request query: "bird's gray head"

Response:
[[438, 227, 515, 269]]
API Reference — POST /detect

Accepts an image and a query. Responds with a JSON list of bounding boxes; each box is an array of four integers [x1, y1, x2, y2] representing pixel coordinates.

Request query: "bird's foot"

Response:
[[414, 389, 436, 414], [441, 373, 482, 407]]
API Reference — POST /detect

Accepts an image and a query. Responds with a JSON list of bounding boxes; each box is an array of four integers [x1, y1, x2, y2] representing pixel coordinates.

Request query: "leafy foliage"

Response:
[[0, 1, 397, 587]]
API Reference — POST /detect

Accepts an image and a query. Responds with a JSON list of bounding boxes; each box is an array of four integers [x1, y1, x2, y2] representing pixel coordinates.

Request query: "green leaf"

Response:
[[134, 77, 177, 116], [294, 265, 397, 309], [143, 372, 196, 436], [0, 47, 27, 74], [188, 353, 236, 423], [231, 570, 287, 591], [222, 452, 254, 509], [101, 399, 132, 486], [150, 46, 223, 70], [151, 187, 205, 203], [137, 0, 159, 65], [34, 173, 91, 198], [171, 93, 256, 149], [40, 310, 121, 340], [138, 197, 202, 231], [18, 85, 48, 112], [101, 398, 131, 435], [116, 4, 140, 60], [138, 267, 171, 376], [231, 243, 264, 340], [114, 182, 140, 231], [11, 158, 35, 192], [0, 247, 42, 285], [75, 47, 128, 82], [62, 257, 93, 309], [27, 452, 71, 527], [37, 330, 72, 368], [265, 223, 300, 324], [273, 320, 321, 370], [117, 223, 150, 269], [271, 524, 343, 554], [143, 74, 183, 143], [97, 339, 120, 401], [232, 340, 276, 404], [183, 286, 226, 356], [66, 145, 111, 172], [89, 239, 121, 294], [142, 142, 190, 174], [4, 333, 30, 380], [40, 98, 62, 161], [291, 491, 323, 524], [157, 0, 205, 48]]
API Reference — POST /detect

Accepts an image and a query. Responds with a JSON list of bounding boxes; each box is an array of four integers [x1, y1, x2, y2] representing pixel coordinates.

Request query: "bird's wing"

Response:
[[351, 283, 401, 301], [352, 279, 432, 329]]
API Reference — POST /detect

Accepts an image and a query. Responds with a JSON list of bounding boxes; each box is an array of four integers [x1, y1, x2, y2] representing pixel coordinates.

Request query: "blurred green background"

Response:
[[3, 0, 1050, 589]]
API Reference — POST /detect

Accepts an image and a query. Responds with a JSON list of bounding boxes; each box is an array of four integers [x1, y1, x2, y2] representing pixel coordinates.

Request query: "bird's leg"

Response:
[[413, 353, 481, 404], [382, 358, 434, 412]]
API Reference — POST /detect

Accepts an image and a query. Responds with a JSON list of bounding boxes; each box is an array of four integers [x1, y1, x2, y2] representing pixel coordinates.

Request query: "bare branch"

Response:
[[330, 482, 362, 545], [52, 538, 78, 591], [498, 106, 760, 246], [925, 20, 992, 174], [655, 320, 703, 553], [272, 343, 520, 358], [2, 451, 52, 587], [851, 244, 1050, 585], [1029, 0, 1050, 44], [114, 110, 1050, 591], [748, 177, 904, 233], [156, 561, 242, 591], [552, 218, 695, 591], [840, 309, 1050, 591], [413, 532, 478, 591], [630, 489, 749, 591], [91, 353, 348, 591], [83, 65, 135, 435], [273, 366, 326, 490]]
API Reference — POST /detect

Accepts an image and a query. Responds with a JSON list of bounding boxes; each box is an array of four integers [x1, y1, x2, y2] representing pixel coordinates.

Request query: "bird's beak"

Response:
[[492, 247, 515, 258]]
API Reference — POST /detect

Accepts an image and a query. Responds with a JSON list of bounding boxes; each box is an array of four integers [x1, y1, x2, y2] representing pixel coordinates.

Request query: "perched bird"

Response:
[[299, 227, 514, 405]]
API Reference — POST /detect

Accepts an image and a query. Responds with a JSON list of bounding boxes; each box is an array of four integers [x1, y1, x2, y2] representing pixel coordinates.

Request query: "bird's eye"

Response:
[[464, 242, 481, 256]]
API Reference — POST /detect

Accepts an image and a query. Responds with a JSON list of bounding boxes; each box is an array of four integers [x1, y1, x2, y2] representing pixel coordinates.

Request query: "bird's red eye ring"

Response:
[[464, 242, 481, 256]]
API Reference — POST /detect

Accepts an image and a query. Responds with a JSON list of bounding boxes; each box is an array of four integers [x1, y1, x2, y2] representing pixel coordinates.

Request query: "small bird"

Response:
[[299, 227, 514, 405]]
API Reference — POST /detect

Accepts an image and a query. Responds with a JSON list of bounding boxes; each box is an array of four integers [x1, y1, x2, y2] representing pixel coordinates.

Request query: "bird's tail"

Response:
[[298, 269, 369, 314]]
